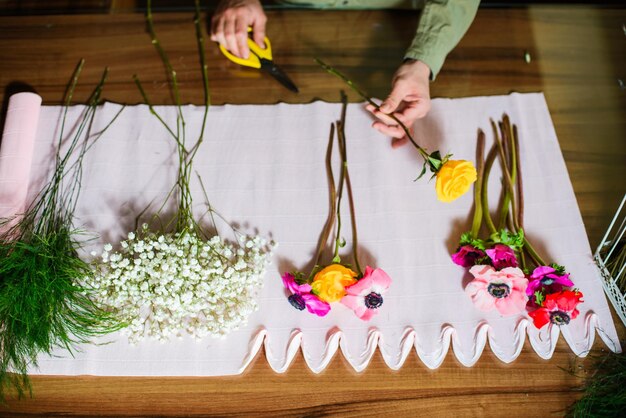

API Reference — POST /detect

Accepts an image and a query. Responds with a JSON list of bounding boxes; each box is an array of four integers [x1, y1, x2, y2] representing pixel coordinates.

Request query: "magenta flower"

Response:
[[341, 266, 391, 321], [282, 273, 330, 317], [452, 245, 485, 268], [485, 244, 518, 270], [465, 265, 528, 315], [526, 265, 574, 305]]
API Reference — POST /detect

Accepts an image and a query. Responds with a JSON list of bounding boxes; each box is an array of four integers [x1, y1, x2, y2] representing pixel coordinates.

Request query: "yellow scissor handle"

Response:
[[218, 27, 273, 69]]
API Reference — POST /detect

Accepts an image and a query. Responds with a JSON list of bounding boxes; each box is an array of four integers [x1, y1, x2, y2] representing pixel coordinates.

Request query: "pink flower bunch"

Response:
[[452, 242, 518, 270], [451, 116, 584, 328], [525, 265, 583, 328], [281, 267, 392, 321]]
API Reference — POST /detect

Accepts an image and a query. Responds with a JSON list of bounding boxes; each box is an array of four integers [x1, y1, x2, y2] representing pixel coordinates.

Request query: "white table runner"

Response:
[[0, 92, 620, 376]]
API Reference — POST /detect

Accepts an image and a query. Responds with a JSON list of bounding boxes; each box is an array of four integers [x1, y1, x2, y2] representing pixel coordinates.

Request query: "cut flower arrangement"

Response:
[[282, 96, 392, 321], [0, 62, 124, 399], [317, 59, 477, 203], [452, 115, 583, 328], [88, 0, 273, 343]]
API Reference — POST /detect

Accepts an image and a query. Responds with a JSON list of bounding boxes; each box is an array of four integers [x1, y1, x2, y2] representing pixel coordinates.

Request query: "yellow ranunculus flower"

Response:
[[435, 159, 477, 203], [311, 264, 358, 303]]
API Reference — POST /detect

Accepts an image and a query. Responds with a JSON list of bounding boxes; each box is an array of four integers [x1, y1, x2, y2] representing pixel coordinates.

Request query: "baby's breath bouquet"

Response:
[[0, 61, 124, 399], [316, 58, 477, 203], [89, 0, 273, 343]]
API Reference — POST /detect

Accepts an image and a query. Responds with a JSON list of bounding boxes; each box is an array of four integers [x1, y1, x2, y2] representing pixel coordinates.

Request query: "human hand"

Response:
[[210, 0, 267, 59], [366, 60, 431, 148]]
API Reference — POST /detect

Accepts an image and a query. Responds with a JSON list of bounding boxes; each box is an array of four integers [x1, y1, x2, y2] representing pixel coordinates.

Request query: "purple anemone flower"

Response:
[[485, 244, 518, 270], [452, 245, 485, 268], [526, 265, 574, 304], [282, 272, 330, 317]]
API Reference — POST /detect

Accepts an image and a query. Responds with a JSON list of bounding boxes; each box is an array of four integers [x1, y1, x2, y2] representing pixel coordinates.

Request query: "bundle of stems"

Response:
[[133, 0, 210, 234], [315, 58, 450, 180], [306, 93, 363, 281], [0, 60, 124, 399], [469, 114, 545, 272]]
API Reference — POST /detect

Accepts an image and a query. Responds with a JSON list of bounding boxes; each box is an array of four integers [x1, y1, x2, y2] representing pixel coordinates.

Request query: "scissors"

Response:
[[219, 30, 299, 93]]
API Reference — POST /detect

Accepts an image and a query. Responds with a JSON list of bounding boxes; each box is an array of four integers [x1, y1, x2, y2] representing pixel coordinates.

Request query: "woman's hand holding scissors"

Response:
[[211, 0, 267, 59]]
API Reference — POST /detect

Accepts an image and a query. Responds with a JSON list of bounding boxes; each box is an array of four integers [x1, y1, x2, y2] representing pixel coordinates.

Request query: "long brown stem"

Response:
[[337, 93, 362, 277], [313, 124, 337, 270]]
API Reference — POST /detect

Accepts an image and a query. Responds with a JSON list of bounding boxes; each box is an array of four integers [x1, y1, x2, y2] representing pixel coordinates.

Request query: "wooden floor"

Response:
[[0, 5, 625, 416]]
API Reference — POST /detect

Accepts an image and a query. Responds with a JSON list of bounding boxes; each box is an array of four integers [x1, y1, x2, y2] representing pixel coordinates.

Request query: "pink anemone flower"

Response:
[[341, 266, 391, 321], [465, 265, 528, 315]]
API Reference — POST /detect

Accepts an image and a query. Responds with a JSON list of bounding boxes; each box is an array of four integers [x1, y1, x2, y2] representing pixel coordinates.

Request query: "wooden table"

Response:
[[1, 5, 625, 416]]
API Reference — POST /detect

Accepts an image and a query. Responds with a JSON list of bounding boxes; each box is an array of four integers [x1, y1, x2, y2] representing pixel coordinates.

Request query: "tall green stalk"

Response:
[[470, 130, 485, 238], [134, 0, 211, 235], [0, 61, 124, 400]]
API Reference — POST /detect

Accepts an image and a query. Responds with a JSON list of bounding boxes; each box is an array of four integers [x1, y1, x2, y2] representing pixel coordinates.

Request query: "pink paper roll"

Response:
[[0, 92, 42, 232]]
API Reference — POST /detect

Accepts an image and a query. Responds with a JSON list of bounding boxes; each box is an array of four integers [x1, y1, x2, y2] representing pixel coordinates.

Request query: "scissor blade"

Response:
[[260, 59, 299, 93]]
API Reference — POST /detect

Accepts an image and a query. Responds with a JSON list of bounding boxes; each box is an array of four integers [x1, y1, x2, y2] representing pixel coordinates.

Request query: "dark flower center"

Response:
[[288, 294, 306, 311], [549, 310, 570, 325], [541, 277, 554, 286], [364, 292, 383, 309], [487, 283, 510, 299]]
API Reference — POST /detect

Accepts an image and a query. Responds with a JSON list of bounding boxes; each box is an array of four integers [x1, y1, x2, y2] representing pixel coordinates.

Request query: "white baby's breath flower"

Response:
[[92, 229, 273, 344]]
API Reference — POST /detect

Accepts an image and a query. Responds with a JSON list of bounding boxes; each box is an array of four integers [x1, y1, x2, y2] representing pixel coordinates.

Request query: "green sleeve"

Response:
[[405, 0, 480, 80]]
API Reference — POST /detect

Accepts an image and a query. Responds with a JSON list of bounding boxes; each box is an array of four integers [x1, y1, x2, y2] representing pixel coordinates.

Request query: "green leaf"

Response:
[[489, 229, 524, 250], [293, 270, 309, 285], [415, 163, 428, 181], [550, 263, 567, 275], [534, 290, 545, 306], [459, 232, 487, 250]]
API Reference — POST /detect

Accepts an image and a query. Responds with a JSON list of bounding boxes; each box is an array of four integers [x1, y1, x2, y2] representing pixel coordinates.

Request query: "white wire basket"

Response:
[[595, 194, 626, 328]]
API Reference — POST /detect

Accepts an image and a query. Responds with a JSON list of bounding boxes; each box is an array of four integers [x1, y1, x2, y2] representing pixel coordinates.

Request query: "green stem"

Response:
[[471, 129, 485, 238], [523, 238, 545, 267], [332, 120, 347, 264], [481, 144, 498, 234], [513, 124, 524, 230], [315, 58, 430, 162], [146, 0, 183, 122], [492, 119, 518, 232], [519, 249, 527, 272]]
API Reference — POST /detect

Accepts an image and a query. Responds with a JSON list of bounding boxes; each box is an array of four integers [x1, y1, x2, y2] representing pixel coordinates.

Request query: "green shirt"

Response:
[[277, 0, 480, 79]]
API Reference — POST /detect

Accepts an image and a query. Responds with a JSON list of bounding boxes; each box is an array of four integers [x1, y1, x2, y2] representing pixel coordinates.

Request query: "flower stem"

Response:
[[513, 124, 524, 230], [523, 237, 545, 267], [313, 124, 337, 270], [332, 120, 347, 264], [337, 92, 363, 277], [315, 58, 430, 162], [492, 118, 518, 232], [481, 144, 498, 234], [471, 129, 485, 238]]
